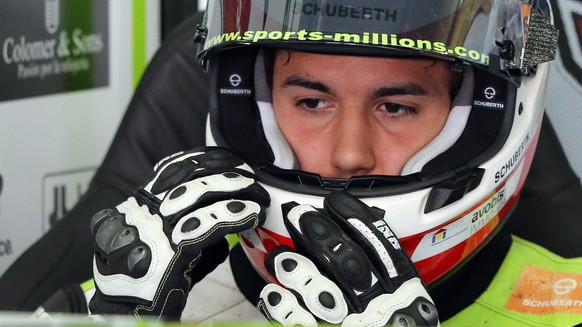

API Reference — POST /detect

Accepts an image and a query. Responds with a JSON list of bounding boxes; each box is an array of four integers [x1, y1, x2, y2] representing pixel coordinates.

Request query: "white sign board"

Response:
[[0, 0, 160, 276]]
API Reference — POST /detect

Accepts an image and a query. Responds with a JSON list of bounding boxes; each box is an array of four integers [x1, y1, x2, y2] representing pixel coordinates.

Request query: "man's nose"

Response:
[[330, 109, 376, 177]]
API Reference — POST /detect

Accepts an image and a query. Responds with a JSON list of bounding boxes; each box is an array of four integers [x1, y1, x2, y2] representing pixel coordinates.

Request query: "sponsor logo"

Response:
[[431, 228, 447, 244], [42, 168, 94, 231], [220, 73, 252, 96], [553, 278, 578, 295], [484, 87, 497, 100], [294, 3, 398, 22], [0, 0, 109, 101], [411, 186, 507, 262], [219, 88, 252, 96], [494, 133, 529, 183], [229, 73, 242, 87], [506, 265, 582, 314], [473, 100, 504, 109], [372, 220, 401, 249], [205, 30, 490, 66], [470, 189, 505, 234]]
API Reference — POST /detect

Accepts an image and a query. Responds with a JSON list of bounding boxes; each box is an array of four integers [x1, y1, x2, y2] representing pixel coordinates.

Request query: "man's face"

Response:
[[272, 51, 453, 177]]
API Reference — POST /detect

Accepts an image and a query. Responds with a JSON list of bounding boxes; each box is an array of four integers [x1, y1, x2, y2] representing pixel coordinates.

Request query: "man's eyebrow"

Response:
[[282, 76, 332, 94], [373, 83, 430, 98]]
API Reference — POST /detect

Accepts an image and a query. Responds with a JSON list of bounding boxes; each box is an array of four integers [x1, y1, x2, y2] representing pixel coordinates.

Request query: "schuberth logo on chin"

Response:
[[552, 0, 582, 85]]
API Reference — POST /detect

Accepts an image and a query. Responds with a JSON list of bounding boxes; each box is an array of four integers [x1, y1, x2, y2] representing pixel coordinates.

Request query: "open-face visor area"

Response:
[[199, 0, 558, 76]]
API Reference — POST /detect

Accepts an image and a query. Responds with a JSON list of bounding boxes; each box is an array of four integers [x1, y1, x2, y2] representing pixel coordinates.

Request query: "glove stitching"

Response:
[[109, 202, 168, 287], [133, 251, 202, 318], [131, 213, 258, 316], [367, 292, 421, 326], [161, 176, 255, 217], [261, 286, 317, 326], [346, 280, 430, 326], [133, 253, 181, 318], [256, 298, 274, 321], [179, 214, 259, 247]]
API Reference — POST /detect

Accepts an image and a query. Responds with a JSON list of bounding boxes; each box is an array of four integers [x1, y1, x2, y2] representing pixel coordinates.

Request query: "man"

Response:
[[13, 1, 582, 326]]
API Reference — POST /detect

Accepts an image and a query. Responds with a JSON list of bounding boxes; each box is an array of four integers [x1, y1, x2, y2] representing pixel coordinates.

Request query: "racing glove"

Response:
[[89, 147, 270, 320], [258, 191, 439, 327]]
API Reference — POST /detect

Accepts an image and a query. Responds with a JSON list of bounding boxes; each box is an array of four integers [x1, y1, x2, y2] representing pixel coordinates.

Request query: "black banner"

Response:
[[0, 0, 109, 101]]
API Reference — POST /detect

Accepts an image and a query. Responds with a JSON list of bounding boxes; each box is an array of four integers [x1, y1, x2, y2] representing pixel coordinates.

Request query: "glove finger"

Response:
[[171, 199, 266, 248], [264, 247, 348, 324], [324, 191, 419, 289], [258, 284, 317, 327], [342, 278, 439, 327], [146, 147, 254, 195], [282, 202, 379, 313], [186, 239, 230, 286], [159, 171, 270, 222]]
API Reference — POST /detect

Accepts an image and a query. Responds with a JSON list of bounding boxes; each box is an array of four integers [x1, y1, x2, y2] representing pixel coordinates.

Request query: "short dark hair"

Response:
[[264, 48, 464, 101]]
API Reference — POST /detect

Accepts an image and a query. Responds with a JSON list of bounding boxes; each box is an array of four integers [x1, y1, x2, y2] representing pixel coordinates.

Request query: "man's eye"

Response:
[[297, 98, 329, 110], [380, 103, 416, 117]]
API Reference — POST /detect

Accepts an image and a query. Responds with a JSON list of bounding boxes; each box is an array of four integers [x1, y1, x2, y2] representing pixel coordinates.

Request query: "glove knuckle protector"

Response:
[[91, 207, 151, 279]]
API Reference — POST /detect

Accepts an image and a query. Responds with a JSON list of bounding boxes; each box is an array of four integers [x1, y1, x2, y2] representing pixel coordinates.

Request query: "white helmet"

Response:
[[195, 0, 558, 286]]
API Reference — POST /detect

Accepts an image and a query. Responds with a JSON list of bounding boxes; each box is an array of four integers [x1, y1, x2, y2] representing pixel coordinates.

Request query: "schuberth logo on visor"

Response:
[[294, 3, 398, 22]]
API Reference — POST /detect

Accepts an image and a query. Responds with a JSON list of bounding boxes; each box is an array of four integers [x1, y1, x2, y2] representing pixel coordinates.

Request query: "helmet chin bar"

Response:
[[259, 164, 486, 215], [233, 59, 548, 286], [240, 124, 538, 286]]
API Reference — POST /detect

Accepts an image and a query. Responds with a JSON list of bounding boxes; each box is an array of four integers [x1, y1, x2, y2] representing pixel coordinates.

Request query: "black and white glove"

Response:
[[89, 147, 270, 320], [258, 191, 439, 327]]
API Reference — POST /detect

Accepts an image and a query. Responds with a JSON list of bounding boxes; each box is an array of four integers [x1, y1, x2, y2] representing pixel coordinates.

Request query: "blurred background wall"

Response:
[[0, 0, 198, 276]]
